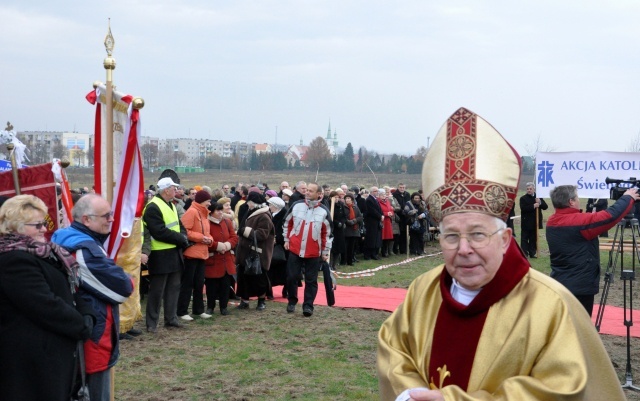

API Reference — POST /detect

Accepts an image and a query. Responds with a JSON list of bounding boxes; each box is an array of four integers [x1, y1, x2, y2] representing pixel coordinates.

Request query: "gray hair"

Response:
[[550, 185, 578, 209], [72, 194, 102, 221], [525, 182, 535, 188]]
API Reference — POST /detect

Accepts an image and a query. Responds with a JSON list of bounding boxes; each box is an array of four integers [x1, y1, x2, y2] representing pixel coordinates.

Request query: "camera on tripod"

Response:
[[606, 177, 640, 202]]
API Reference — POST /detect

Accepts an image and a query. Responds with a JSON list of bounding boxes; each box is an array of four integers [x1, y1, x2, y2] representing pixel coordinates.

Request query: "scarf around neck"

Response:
[[0, 232, 80, 292]]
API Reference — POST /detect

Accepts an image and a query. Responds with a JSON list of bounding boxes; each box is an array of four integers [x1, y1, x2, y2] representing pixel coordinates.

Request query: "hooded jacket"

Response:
[[52, 222, 133, 374]]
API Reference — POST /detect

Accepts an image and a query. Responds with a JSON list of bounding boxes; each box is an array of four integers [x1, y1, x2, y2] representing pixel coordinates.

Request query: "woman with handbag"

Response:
[[0, 195, 95, 401], [204, 202, 238, 316], [404, 192, 428, 255], [178, 190, 214, 320], [266, 196, 288, 299], [235, 192, 275, 311]]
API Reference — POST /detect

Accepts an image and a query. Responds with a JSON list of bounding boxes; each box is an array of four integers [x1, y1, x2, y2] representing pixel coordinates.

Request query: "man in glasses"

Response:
[[377, 108, 625, 400], [52, 194, 134, 401], [142, 177, 190, 334]]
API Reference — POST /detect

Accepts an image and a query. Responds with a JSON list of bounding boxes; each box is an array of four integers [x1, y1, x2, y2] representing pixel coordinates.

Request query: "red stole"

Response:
[[428, 238, 529, 390]]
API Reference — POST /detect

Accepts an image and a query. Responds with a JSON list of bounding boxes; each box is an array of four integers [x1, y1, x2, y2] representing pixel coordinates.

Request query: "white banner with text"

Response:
[[535, 152, 640, 198]]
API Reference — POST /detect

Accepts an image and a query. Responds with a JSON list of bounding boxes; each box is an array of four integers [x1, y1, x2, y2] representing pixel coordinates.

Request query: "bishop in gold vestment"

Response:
[[378, 238, 625, 400], [377, 107, 627, 401]]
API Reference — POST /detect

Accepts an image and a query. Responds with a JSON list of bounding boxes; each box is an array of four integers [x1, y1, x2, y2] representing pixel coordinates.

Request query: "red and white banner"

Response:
[[86, 85, 145, 259], [0, 163, 59, 241]]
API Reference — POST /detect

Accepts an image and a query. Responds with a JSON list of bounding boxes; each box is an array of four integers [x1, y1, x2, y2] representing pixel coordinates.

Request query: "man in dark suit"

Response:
[[519, 182, 548, 258], [363, 186, 383, 260]]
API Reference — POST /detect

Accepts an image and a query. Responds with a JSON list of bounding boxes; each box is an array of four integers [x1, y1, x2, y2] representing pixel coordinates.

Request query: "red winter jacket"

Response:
[[284, 200, 333, 258], [205, 217, 238, 278]]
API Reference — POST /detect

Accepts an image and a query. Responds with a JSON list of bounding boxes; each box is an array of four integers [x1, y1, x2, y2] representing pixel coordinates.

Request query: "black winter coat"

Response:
[[331, 200, 348, 254], [0, 251, 94, 401], [143, 195, 188, 275], [519, 193, 548, 230], [393, 191, 411, 223], [364, 195, 383, 248]]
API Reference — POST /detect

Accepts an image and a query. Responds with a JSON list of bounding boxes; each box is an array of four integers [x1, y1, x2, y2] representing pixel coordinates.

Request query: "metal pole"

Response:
[[7, 143, 20, 195]]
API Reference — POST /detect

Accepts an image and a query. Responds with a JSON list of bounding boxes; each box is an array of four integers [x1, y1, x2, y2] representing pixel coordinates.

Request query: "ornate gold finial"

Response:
[[104, 18, 115, 57], [429, 365, 451, 390], [5, 121, 13, 131], [132, 97, 145, 110]]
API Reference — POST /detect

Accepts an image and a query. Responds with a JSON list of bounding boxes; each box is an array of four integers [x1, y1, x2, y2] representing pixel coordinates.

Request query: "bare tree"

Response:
[[626, 131, 640, 152], [305, 136, 332, 170], [524, 134, 556, 158], [51, 143, 68, 160], [72, 149, 86, 167], [175, 150, 187, 166], [158, 144, 174, 166], [414, 146, 428, 162], [141, 143, 159, 168], [28, 141, 50, 164]]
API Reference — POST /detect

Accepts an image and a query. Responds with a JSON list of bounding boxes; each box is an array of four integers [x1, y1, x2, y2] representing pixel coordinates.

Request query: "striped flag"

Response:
[[86, 85, 144, 259]]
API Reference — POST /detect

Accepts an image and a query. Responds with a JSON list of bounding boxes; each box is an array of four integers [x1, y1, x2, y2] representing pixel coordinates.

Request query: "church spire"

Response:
[[327, 120, 332, 139]]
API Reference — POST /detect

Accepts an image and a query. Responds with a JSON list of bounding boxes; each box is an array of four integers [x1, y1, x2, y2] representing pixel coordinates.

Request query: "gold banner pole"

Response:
[[104, 19, 116, 204], [103, 20, 117, 401], [7, 142, 21, 195]]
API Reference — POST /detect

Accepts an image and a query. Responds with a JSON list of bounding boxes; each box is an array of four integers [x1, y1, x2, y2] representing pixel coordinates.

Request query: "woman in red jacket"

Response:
[[205, 203, 238, 315], [178, 190, 213, 320], [377, 188, 395, 257]]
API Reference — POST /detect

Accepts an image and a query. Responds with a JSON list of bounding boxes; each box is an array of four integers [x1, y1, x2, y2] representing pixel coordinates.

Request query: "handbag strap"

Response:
[[251, 230, 258, 250], [70, 340, 87, 398]]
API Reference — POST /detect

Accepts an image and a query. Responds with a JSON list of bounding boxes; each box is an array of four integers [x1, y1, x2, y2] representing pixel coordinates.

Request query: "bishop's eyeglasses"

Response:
[[440, 228, 504, 250]]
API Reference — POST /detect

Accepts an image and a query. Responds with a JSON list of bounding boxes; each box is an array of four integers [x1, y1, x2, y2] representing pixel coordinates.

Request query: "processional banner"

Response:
[[0, 163, 59, 241], [535, 152, 640, 198], [86, 85, 145, 331]]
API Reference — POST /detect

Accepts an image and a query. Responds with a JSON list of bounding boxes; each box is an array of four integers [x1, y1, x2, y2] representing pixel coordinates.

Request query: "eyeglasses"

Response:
[[440, 228, 504, 250], [24, 221, 47, 230], [88, 212, 114, 220]]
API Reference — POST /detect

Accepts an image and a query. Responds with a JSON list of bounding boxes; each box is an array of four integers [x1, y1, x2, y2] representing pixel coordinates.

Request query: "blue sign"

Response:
[[0, 159, 28, 172]]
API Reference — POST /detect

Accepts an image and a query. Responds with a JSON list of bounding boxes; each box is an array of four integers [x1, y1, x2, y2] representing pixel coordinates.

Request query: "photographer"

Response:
[[546, 184, 639, 316]]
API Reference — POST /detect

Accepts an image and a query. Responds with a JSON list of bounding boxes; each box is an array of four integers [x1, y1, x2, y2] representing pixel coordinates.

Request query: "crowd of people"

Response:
[[1, 144, 635, 399], [139, 178, 437, 323]]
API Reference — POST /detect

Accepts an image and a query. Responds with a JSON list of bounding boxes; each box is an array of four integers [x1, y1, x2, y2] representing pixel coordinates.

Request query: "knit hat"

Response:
[[195, 190, 212, 204], [248, 186, 262, 194], [265, 189, 278, 198], [423, 107, 520, 224], [267, 196, 286, 210], [247, 191, 266, 205]]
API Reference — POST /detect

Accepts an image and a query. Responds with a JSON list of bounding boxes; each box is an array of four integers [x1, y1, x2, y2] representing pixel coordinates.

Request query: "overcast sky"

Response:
[[2, 1, 640, 157]]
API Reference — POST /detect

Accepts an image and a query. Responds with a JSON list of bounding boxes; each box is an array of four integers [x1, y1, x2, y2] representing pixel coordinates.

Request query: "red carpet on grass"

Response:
[[272, 284, 640, 338], [271, 285, 407, 312]]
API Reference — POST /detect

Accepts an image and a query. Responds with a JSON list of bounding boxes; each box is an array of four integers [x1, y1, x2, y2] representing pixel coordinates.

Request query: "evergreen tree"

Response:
[[342, 142, 356, 172]]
